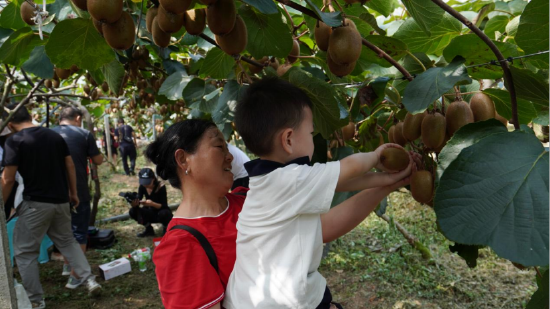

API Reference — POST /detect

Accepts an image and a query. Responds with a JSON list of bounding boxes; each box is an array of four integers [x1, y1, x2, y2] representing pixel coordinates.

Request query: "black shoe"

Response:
[[130, 171, 136, 176], [137, 226, 155, 238]]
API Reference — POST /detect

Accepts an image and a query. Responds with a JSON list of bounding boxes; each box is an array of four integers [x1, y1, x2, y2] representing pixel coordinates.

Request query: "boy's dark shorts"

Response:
[[71, 200, 91, 245]]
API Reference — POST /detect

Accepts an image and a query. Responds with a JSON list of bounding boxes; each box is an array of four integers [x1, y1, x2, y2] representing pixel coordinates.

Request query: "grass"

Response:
[[15, 150, 537, 308]]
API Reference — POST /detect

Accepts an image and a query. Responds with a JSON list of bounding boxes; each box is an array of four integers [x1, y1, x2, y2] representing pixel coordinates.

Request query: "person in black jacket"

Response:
[[130, 168, 173, 237]]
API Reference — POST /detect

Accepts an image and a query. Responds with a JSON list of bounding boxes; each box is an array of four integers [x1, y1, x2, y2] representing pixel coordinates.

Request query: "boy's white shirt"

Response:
[[224, 161, 340, 309]]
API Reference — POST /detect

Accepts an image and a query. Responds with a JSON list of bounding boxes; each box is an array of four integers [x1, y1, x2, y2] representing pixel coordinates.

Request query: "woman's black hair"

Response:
[[145, 119, 217, 189]]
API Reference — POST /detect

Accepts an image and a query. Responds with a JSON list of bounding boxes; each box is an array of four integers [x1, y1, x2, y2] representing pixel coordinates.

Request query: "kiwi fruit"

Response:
[[207, 0, 237, 35], [411, 170, 434, 204], [92, 18, 103, 35], [403, 112, 425, 141], [469, 93, 496, 122], [157, 5, 184, 33], [215, 15, 247, 55], [45, 79, 53, 88], [421, 112, 446, 149], [327, 52, 355, 77], [314, 20, 332, 52], [250, 56, 268, 74], [21, 1, 37, 26], [342, 122, 355, 141], [277, 63, 292, 77], [152, 17, 171, 47], [392, 122, 407, 146], [495, 112, 508, 127], [380, 147, 409, 171], [388, 125, 395, 143], [146, 7, 159, 33], [91, 89, 99, 100], [83, 84, 91, 95], [101, 81, 109, 93], [446, 100, 474, 136], [88, 0, 123, 23], [70, 65, 79, 73], [183, 9, 206, 35], [287, 39, 300, 63], [55, 68, 71, 80], [102, 11, 136, 50], [71, 0, 87, 11], [160, 0, 192, 15], [433, 132, 450, 153], [327, 19, 362, 66], [52, 79, 60, 88]]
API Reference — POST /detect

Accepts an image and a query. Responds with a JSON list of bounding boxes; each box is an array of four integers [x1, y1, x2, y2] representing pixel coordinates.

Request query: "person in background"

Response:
[[1, 106, 101, 309], [227, 143, 250, 190], [102, 123, 118, 165], [52, 106, 103, 277], [114, 118, 137, 176], [0, 126, 21, 221], [130, 168, 173, 237]]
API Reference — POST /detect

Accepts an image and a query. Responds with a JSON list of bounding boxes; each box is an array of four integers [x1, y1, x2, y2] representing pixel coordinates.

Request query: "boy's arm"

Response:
[[335, 143, 405, 192], [321, 172, 412, 243]]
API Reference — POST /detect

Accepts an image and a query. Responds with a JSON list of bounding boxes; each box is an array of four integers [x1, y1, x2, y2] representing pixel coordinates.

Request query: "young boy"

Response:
[[224, 78, 413, 308]]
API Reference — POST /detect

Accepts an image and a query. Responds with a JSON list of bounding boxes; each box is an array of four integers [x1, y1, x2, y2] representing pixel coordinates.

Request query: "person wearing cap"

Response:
[[129, 168, 172, 237], [114, 118, 137, 176]]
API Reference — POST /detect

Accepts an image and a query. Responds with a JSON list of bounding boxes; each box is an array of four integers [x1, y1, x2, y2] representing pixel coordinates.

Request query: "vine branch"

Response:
[[431, 0, 519, 130], [1, 79, 45, 132], [378, 213, 432, 260]]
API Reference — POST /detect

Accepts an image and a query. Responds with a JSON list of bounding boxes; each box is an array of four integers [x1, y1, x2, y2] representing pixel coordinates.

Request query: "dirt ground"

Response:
[[13, 157, 538, 309]]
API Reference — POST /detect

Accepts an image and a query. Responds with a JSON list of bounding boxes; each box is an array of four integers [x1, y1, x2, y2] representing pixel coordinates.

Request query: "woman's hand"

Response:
[[141, 199, 154, 207], [131, 199, 140, 207]]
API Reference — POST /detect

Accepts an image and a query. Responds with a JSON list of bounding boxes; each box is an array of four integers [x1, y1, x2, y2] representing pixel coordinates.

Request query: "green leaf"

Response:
[[361, 35, 407, 67], [159, 72, 192, 101], [483, 15, 509, 40], [182, 77, 206, 105], [0, 27, 46, 66], [212, 80, 244, 125], [394, 14, 462, 56], [483, 88, 537, 125], [365, 0, 397, 17], [45, 18, 115, 71], [401, 52, 433, 74], [101, 60, 125, 95], [241, 0, 278, 15], [239, 6, 293, 59], [509, 67, 550, 108], [0, 2, 26, 30], [402, 57, 472, 114], [358, 12, 386, 36], [505, 15, 520, 37], [163, 59, 187, 75], [200, 48, 235, 79], [515, 0, 549, 69], [443, 34, 520, 79], [304, 0, 342, 27], [289, 69, 345, 139], [0, 28, 14, 46], [449, 243, 482, 268], [197, 85, 220, 114], [435, 130, 549, 266], [21, 45, 54, 79], [526, 268, 549, 309], [401, 0, 445, 35]]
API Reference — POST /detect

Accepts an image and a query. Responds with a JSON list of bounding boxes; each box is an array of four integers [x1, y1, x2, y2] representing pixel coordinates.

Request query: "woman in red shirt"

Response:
[[145, 119, 245, 309]]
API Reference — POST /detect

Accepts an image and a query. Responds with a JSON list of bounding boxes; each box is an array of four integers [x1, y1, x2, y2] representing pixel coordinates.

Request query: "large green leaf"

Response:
[[0, 2, 26, 30], [526, 268, 549, 309], [21, 45, 54, 79], [0, 27, 46, 66], [483, 88, 537, 125], [304, 0, 342, 27], [241, 0, 278, 15], [394, 14, 462, 56], [289, 69, 345, 139], [101, 60, 125, 95], [515, 0, 549, 69], [365, 0, 397, 17], [239, 6, 293, 59], [401, 0, 445, 35], [509, 67, 549, 109], [435, 130, 549, 266], [45, 18, 115, 71], [358, 12, 386, 36], [443, 34, 520, 79], [159, 72, 191, 101], [183, 78, 208, 110], [200, 48, 235, 80], [483, 15, 509, 40], [361, 35, 407, 67], [212, 80, 246, 125], [403, 57, 472, 114]]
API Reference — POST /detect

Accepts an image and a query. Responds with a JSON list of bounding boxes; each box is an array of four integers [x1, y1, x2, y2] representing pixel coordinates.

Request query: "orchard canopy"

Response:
[[0, 0, 548, 293]]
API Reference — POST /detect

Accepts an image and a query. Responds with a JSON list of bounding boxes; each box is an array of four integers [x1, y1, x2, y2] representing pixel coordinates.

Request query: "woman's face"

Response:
[[187, 127, 234, 194], [143, 180, 155, 189]]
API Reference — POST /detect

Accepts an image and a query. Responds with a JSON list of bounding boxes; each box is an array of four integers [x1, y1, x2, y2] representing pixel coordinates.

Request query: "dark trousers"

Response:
[[316, 286, 343, 309], [129, 207, 173, 227], [119, 144, 136, 175]]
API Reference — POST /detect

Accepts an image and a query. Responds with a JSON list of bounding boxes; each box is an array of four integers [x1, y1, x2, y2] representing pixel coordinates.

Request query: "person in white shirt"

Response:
[[227, 143, 250, 189], [224, 78, 417, 308]]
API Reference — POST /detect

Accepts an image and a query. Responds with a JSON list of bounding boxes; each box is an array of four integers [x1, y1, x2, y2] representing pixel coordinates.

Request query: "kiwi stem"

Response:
[[431, 0, 519, 130], [405, 51, 426, 72], [534, 266, 543, 280], [280, 5, 296, 30], [237, 61, 253, 84], [443, 91, 480, 97], [294, 20, 307, 31], [327, 0, 343, 12], [295, 30, 310, 39], [132, 0, 145, 54]]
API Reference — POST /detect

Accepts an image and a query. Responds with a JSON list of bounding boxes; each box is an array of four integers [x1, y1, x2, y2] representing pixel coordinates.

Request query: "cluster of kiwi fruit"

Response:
[[154, 118, 165, 133], [145, 0, 247, 56], [315, 18, 362, 77], [245, 38, 300, 77], [43, 66, 80, 89], [387, 93, 507, 205]]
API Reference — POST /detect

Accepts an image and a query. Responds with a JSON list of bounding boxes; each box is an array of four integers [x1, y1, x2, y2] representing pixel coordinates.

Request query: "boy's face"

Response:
[[292, 107, 315, 160]]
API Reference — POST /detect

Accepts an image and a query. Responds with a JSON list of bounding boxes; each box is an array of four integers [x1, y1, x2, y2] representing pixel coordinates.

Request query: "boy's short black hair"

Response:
[[235, 77, 313, 156], [59, 106, 83, 121]]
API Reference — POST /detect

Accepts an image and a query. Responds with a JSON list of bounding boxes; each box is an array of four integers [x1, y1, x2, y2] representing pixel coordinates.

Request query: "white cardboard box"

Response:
[[99, 257, 131, 281]]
